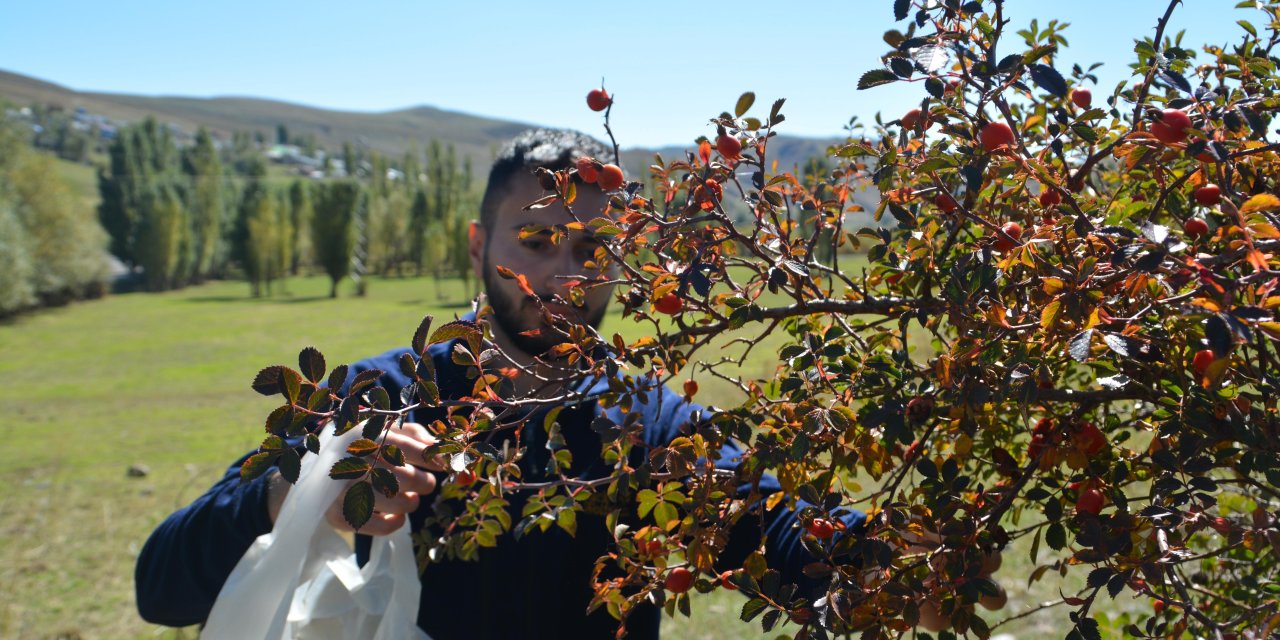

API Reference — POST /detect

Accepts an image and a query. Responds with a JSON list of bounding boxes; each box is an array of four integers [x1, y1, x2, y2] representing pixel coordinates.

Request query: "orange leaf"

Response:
[[698, 140, 711, 165], [515, 273, 535, 297]]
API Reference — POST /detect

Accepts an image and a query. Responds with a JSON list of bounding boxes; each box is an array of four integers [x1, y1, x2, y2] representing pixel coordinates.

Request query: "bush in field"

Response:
[[246, 2, 1280, 638], [0, 120, 108, 315]]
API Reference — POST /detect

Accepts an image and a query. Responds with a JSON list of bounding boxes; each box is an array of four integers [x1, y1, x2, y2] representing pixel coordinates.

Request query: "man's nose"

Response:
[[536, 245, 578, 294]]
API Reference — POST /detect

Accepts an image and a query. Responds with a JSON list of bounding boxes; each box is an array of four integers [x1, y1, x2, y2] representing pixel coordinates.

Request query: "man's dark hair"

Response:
[[479, 128, 611, 233]]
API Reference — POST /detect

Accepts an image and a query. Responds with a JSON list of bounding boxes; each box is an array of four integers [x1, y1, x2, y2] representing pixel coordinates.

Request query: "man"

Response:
[[134, 129, 875, 638]]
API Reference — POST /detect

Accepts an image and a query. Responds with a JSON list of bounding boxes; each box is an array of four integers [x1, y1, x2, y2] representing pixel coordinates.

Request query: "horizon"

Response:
[[0, 1, 1267, 147]]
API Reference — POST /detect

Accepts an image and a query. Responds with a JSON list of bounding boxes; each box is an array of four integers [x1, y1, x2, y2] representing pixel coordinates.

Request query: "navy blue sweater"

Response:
[[135, 336, 865, 639]]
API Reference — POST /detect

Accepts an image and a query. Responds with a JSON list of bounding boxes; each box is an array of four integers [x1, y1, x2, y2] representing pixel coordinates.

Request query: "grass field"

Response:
[[0, 273, 1149, 639]]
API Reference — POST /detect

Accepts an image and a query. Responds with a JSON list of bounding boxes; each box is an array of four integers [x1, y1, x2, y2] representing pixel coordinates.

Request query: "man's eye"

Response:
[[521, 239, 548, 251]]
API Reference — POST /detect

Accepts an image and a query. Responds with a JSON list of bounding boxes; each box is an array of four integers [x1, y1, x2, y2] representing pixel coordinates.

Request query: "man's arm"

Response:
[[134, 453, 276, 626], [632, 382, 866, 586]]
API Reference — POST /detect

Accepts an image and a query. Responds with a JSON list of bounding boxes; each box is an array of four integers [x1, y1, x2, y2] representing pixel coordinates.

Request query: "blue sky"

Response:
[[0, 1, 1266, 147]]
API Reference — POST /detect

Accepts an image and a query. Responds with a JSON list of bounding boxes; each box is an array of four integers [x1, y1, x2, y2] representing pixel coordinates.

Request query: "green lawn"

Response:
[[0, 273, 1147, 638]]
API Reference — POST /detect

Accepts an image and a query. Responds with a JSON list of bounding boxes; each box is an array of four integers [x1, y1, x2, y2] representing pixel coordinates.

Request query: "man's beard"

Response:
[[482, 250, 607, 359]]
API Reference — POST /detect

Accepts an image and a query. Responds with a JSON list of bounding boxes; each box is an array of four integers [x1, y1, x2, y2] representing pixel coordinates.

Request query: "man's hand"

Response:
[[266, 421, 447, 536]]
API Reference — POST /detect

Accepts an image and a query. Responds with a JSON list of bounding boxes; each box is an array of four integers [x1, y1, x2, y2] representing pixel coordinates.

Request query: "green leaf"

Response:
[[280, 367, 302, 404], [342, 481, 375, 530], [347, 438, 380, 457], [734, 92, 755, 117], [330, 456, 371, 480], [240, 452, 275, 481], [411, 315, 434, 355], [653, 502, 679, 529], [382, 444, 406, 467], [740, 597, 769, 622], [298, 347, 326, 384], [370, 468, 399, 498], [557, 507, 578, 536], [367, 386, 390, 410], [305, 433, 321, 454], [1071, 123, 1098, 144], [278, 448, 300, 484], [429, 320, 482, 354], [858, 69, 899, 90]]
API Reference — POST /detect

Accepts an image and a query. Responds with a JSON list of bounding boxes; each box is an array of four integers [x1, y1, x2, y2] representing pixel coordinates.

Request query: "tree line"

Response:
[[96, 116, 478, 298], [0, 118, 110, 317]]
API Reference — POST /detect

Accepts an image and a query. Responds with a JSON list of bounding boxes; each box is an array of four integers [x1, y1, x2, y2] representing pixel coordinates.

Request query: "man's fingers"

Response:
[[980, 550, 1002, 575], [978, 581, 1008, 611], [388, 463, 437, 497], [383, 422, 448, 471]]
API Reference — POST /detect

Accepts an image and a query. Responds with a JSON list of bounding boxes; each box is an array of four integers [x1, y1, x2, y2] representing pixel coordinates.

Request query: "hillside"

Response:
[[0, 68, 853, 186]]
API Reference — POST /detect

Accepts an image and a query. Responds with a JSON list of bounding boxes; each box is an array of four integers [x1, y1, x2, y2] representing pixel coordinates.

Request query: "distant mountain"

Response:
[[0, 68, 857, 189]]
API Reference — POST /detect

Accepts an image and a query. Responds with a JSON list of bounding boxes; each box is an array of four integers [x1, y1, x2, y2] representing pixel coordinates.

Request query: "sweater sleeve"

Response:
[[134, 452, 275, 626], [133, 349, 414, 626]]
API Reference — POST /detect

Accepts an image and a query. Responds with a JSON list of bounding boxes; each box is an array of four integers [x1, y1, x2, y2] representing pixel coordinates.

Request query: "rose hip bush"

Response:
[[243, 1, 1280, 638]]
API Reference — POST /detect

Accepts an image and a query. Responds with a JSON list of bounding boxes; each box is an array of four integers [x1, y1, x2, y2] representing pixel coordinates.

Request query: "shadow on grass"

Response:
[[186, 295, 332, 304], [401, 298, 473, 309]]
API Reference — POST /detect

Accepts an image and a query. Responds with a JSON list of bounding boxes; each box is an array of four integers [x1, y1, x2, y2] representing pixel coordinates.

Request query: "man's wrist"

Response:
[[265, 470, 288, 526]]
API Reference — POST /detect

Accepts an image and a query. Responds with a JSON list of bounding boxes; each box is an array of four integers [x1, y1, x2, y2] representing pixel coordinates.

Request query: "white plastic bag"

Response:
[[203, 422, 429, 639]]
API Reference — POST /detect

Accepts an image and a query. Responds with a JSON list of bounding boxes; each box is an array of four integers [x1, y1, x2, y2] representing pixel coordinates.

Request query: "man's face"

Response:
[[470, 173, 615, 359]]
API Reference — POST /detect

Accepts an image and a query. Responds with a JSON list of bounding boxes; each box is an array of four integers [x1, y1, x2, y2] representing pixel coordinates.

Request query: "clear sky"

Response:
[[0, 1, 1266, 147]]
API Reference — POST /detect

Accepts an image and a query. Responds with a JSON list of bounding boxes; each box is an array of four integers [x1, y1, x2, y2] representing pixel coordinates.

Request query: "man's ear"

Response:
[[468, 221, 485, 280]]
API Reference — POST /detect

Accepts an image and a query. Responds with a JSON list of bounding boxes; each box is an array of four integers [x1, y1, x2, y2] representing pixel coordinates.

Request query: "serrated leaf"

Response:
[[278, 448, 300, 484], [1069, 329, 1094, 361], [734, 92, 755, 117], [347, 438, 380, 457], [330, 456, 372, 480], [1071, 123, 1098, 143], [1102, 333, 1130, 357], [370, 468, 399, 498], [367, 386, 390, 410], [429, 320, 482, 354], [912, 45, 950, 73], [741, 597, 769, 622], [1023, 44, 1057, 64], [327, 364, 349, 394], [1041, 299, 1062, 329], [889, 56, 915, 78], [398, 353, 416, 378], [1029, 63, 1068, 97], [342, 481, 375, 530], [411, 315, 434, 356], [305, 433, 321, 454], [1046, 522, 1067, 550], [858, 69, 899, 90], [362, 414, 388, 440], [299, 347, 326, 383], [893, 0, 909, 20], [252, 366, 286, 396], [265, 405, 293, 435], [1241, 193, 1280, 214], [240, 452, 276, 481], [280, 367, 302, 404], [348, 368, 383, 395]]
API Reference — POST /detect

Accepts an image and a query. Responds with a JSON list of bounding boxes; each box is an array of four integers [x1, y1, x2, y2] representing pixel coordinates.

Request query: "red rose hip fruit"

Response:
[[597, 163, 625, 191], [980, 121, 1016, 152], [664, 567, 694, 593], [1194, 184, 1221, 206], [586, 88, 611, 112]]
